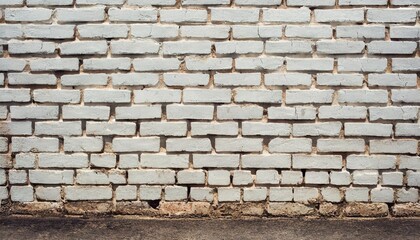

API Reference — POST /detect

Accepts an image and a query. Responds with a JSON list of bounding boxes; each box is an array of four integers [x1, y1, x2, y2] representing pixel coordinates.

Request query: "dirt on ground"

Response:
[[0, 216, 419, 240]]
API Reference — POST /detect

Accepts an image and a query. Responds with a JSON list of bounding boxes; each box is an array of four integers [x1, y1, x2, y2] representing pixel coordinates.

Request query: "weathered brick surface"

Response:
[[0, 0, 418, 218]]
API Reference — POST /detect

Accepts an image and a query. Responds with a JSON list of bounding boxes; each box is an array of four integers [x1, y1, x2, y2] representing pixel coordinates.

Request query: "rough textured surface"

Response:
[[0, 0, 419, 217]]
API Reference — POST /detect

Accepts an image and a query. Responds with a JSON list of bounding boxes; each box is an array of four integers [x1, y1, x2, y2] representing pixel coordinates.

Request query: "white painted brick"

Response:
[[35, 187, 61, 201], [345, 123, 392, 137], [232, 170, 253, 186], [287, 58, 334, 71], [216, 138, 263, 153], [266, 73, 311, 87], [370, 140, 417, 154], [5, 8, 52, 22], [236, 57, 284, 70], [400, 156, 420, 170], [382, 172, 403, 186], [321, 188, 342, 203], [161, 9, 207, 23], [163, 41, 211, 55], [269, 187, 293, 202], [269, 138, 312, 153], [30, 58, 79, 71], [0, 59, 26, 71], [330, 171, 351, 186], [286, 90, 334, 104], [61, 74, 108, 86], [208, 170, 230, 186], [180, 26, 229, 39], [190, 187, 213, 202], [373, 107, 409, 123], [317, 139, 365, 152], [177, 170, 205, 184], [319, 106, 367, 120], [78, 24, 129, 39], [56, 7, 105, 22], [338, 58, 387, 73], [132, 24, 178, 38], [305, 171, 329, 185], [9, 170, 27, 184], [77, 0, 126, 4], [286, 25, 332, 39], [367, 9, 417, 23], [368, 41, 417, 54], [338, 89, 388, 104], [347, 155, 396, 170], [232, 25, 282, 39], [134, 58, 180, 71], [217, 105, 263, 120], [317, 40, 365, 54], [90, 153, 117, 168], [256, 170, 280, 184], [369, 74, 417, 87], [392, 58, 420, 72], [211, 8, 259, 23], [35, 121, 82, 136], [86, 122, 136, 136], [8, 40, 55, 54], [0, 24, 22, 38], [182, 0, 229, 5], [218, 188, 240, 202], [0, 122, 32, 136], [184, 89, 231, 103], [118, 154, 140, 169], [63, 106, 110, 120], [293, 122, 342, 137], [392, 89, 420, 103], [11, 186, 34, 202], [65, 186, 112, 201], [84, 89, 131, 103], [193, 154, 239, 168], [340, 0, 387, 5], [38, 153, 88, 168], [59, 41, 108, 55], [0, 89, 30, 102], [244, 187, 267, 202], [165, 186, 187, 201], [116, 185, 137, 201], [12, 137, 59, 152], [293, 155, 342, 170], [128, 169, 175, 184], [294, 187, 319, 203], [317, 73, 364, 87], [139, 186, 161, 200], [315, 9, 364, 23], [288, 0, 335, 6], [83, 58, 131, 71], [407, 171, 420, 187], [141, 153, 189, 168], [241, 154, 291, 169], [352, 170, 379, 185], [164, 73, 208, 87], [112, 73, 159, 87], [390, 26, 420, 39], [34, 90, 80, 103], [371, 187, 394, 203], [263, 8, 311, 23], [11, 106, 58, 120], [8, 73, 56, 85], [112, 137, 160, 152], [76, 170, 125, 185], [392, 0, 420, 5], [336, 25, 385, 39], [268, 107, 317, 120], [140, 122, 186, 136], [191, 122, 238, 136], [242, 122, 291, 136], [29, 170, 73, 185], [127, 0, 175, 5], [236, 0, 279, 5], [396, 188, 418, 203], [281, 171, 303, 185], [108, 7, 157, 22], [64, 137, 103, 153], [186, 57, 232, 71], [116, 105, 161, 120], [166, 138, 212, 152], [345, 187, 369, 202], [167, 104, 214, 120], [234, 90, 281, 103], [266, 41, 313, 54], [216, 41, 263, 55], [14, 153, 36, 169], [23, 24, 75, 39]]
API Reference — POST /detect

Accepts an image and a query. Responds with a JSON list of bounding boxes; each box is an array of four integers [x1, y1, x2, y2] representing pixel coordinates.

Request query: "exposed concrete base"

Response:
[[2, 201, 420, 218]]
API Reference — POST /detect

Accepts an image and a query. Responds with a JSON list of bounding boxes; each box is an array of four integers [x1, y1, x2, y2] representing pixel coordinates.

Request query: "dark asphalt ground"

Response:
[[0, 216, 419, 240]]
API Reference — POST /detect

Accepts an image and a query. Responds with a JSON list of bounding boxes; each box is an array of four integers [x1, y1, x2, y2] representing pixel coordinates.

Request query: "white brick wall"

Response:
[[0, 1, 418, 217]]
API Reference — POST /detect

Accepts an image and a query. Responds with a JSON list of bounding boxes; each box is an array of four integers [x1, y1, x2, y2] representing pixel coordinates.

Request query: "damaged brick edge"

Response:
[[1, 201, 420, 218]]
